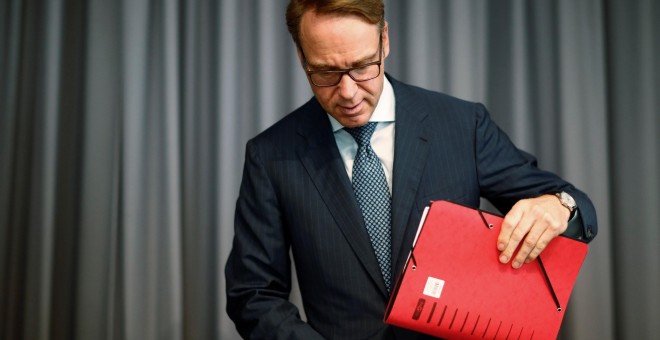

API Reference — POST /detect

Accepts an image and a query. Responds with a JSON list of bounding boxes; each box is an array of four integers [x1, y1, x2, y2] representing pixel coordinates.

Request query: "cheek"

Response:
[[359, 78, 383, 97], [359, 84, 380, 103], [312, 88, 337, 106]]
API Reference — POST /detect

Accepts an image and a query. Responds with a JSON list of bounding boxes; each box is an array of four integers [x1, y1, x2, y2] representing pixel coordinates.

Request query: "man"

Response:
[[225, 1, 597, 339]]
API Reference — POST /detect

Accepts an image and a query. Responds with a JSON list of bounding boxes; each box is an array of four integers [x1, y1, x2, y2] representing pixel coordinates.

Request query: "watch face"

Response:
[[560, 192, 576, 209]]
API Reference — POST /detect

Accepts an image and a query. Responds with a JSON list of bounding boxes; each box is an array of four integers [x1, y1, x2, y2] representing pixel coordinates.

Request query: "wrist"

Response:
[[555, 191, 577, 220]]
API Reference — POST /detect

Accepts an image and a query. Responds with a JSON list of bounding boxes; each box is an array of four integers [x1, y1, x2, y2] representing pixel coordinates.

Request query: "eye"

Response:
[[316, 72, 338, 81], [351, 66, 370, 75]]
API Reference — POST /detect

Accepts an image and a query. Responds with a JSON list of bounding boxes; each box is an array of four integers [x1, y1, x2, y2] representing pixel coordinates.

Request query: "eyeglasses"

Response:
[[301, 34, 383, 87]]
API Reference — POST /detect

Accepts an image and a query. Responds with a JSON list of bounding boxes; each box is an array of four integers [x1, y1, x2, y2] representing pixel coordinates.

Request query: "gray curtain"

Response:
[[1, 0, 657, 339]]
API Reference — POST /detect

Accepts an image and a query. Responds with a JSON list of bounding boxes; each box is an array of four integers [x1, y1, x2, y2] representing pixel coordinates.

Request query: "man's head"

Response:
[[286, 0, 390, 128]]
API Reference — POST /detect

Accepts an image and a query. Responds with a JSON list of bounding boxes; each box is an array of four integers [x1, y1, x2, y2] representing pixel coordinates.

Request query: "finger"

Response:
[[525, 232, 549, 263], [523, 215, 566, 264], [499, 210, 534, 265], [512, 221, 548, 268], [497, 206, 523, 252]]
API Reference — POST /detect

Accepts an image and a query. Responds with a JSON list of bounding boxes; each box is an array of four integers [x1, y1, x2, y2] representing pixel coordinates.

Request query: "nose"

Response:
[[337, 73, 358, 99]]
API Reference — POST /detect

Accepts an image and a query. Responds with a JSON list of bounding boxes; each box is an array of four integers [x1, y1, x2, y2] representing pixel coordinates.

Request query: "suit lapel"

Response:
[[389, 78, 431, 275], [296, 99, 389, 296], [294, 78, 434, 296]]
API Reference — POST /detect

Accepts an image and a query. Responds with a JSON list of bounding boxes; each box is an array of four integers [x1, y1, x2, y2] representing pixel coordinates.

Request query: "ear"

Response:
[[296, 46, 304, 67], [382, 21, 390, 59]]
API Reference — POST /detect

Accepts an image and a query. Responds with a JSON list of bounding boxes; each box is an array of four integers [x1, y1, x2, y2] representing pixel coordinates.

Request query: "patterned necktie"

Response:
[[344, 122, 392, 292]]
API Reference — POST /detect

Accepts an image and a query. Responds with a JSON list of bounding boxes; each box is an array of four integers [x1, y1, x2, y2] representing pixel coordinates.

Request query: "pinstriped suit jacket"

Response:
[[225, 75, 597, 339]]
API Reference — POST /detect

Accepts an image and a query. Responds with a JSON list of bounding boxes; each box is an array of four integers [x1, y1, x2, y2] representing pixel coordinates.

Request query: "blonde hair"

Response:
[[286, 0, 385, 49]]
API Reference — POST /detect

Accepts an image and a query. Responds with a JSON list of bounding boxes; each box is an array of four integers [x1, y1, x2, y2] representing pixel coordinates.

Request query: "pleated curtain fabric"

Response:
[[2, 1, 659, 339]]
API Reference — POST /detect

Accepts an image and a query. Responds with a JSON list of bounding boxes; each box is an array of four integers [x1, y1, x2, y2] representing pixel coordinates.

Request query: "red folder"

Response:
[[384, 200, 588, 339]]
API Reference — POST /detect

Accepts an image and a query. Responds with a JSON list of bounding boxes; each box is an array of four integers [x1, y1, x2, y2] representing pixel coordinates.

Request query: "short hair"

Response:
[[286, 0, 385, 49]]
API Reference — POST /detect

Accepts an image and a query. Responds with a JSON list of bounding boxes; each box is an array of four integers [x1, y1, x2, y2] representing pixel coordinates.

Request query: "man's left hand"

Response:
[[496, 195, 571, 269]]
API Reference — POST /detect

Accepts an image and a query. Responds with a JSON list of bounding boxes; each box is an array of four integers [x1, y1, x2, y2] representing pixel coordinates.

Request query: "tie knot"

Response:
[[344, 122, 377, 147]]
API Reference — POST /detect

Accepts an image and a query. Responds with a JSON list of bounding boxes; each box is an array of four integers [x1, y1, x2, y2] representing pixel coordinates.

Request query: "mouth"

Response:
[[338, 101, 363, 116]]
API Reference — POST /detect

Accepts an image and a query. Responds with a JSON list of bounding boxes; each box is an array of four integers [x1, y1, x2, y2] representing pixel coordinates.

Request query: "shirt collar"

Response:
[[328, 76, 396, 132]]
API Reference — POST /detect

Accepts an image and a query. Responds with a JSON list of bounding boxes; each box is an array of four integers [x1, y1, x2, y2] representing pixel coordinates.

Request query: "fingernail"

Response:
[[499, 255, 508, 263], [513, 261, 521, 269], [497, 243, 505, 251]]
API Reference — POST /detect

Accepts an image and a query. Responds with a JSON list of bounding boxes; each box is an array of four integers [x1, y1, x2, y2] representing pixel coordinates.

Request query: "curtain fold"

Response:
[[1, 1, 658, 339], [606, 0, 660, 338]]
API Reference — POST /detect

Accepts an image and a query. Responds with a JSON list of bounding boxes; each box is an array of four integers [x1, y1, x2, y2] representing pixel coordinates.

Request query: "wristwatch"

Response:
[[555, 191, 577, 216]]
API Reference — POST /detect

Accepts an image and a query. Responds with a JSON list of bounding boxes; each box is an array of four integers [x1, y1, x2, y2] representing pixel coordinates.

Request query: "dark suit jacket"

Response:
[[225, 75, 597, 339]]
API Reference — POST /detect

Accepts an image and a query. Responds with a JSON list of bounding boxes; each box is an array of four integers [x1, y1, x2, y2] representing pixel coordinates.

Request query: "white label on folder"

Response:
[[423, 277, 445, 299]]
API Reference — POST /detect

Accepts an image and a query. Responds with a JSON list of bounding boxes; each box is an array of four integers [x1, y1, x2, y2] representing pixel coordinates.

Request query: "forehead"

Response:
[[299, 11, 380, 66]]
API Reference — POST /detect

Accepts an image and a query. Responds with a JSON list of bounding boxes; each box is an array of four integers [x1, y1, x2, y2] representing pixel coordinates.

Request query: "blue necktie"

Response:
[[344, 122, 392, 292]]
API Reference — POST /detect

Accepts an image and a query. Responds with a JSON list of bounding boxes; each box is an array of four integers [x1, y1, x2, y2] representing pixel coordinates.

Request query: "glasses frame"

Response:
[[301, 34, 383, 87]]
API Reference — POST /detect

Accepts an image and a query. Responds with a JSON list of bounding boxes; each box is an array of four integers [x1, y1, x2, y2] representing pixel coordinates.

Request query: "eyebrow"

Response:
[[306, 50, 380, 71]]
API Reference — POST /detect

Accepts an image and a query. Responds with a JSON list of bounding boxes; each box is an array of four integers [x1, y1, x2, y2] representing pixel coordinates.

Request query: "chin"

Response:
[[335, 112, 372, 128], [340, 117, 370, 128]]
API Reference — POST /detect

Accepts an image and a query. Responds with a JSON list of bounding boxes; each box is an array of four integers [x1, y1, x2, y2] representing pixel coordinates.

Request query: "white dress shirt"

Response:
[[328, 77, 396, 193]]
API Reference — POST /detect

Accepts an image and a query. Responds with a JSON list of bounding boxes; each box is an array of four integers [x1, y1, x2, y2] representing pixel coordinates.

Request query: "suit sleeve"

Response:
[[472, 103, 598, 242], [225, 140, 325, 339]]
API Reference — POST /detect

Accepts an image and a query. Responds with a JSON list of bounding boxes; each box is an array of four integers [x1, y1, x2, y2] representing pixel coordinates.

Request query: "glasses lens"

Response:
[[310, 72, 342, 86], [349, 64, 380, 81], [310, 64, 381, 86]]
